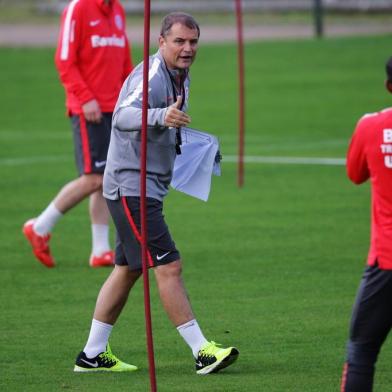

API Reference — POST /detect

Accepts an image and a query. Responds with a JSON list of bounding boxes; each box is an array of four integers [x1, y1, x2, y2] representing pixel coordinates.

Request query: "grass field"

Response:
[[2, 35, 392, 391], [3, 1, 392, 28]]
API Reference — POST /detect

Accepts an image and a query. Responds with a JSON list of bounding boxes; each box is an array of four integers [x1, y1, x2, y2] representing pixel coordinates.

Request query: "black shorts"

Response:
[[347, 263, 392, 361], [106, 197, 180, 271], [71, 113, 112, 175]]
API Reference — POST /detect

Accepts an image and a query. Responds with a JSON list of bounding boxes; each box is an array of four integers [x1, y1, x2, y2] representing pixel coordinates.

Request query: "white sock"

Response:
[[83, 319, 113, 358], [91, 224, 111, 256], [177, 319, 208, 358], [33, 202, 63, 236]]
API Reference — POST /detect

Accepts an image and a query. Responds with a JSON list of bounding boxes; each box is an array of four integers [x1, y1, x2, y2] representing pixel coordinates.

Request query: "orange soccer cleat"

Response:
[[23, 219, 55, 268], [89, 250, 115, 268]]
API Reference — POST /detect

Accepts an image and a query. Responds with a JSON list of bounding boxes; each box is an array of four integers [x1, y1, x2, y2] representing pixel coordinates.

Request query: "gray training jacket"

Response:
[[103, 50, 190, 201]]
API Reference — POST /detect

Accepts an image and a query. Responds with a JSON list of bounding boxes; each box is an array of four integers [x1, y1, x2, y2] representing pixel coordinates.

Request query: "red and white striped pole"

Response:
[[235, 0, 245, 187], [140, 0, 157, 391]]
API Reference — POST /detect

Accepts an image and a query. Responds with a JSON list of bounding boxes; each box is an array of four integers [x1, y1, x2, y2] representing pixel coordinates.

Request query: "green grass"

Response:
[[2, 35, 392, 391], [2, 1, 392, 28]]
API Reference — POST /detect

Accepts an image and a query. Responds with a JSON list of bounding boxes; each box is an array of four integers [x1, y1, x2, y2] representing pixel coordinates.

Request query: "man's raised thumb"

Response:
[[174, 95, 182, 108]]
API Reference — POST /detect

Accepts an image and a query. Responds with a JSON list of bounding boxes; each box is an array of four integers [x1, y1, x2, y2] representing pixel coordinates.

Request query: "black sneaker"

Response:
[[74, 344, 137, 372], [195, 341, 239, 375]]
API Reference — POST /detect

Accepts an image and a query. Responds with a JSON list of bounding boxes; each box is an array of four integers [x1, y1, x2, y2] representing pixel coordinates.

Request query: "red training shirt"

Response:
[[55, 0, 133, 115], [347, 108, 392, 269]]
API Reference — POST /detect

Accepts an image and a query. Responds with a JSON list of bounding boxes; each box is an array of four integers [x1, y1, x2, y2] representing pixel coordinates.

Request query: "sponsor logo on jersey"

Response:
[[115, 14, 123, 30], [91, 34, 126, 48], [89, 19, 101, 27]]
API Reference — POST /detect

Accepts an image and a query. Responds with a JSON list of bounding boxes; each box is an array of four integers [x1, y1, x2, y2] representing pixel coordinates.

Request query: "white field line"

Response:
[[224, 155, 346, 165], [0, 154, 346, 167], [0, 155, 70, 166]]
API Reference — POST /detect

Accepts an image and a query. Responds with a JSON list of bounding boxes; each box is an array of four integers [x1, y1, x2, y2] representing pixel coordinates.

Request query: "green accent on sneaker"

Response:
[[195, 341, 239, 375], [74, 344, 138, 373]]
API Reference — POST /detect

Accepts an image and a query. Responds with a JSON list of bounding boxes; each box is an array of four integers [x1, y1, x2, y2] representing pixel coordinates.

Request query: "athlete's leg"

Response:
[[79, 210, 141, 362], [154, 260, 208, 356], [154, 259, 194, 326], [89, 190, 112, 260], [77, 265, 140, 370], [89, 190, 110, 225], [154, 260, 239, 373], [24, 174, 104, 267], [53, 173, 103, 213], [32, 173, 103, 236], [341, 265, 392, 392], [93, 265, 141, 324]]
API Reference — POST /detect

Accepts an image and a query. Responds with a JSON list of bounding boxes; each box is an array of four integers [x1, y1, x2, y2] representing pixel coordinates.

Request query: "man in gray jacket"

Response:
[[74, 12, 239, 375]]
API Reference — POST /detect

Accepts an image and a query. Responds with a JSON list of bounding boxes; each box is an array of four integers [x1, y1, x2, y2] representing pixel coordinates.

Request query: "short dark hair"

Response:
[[386, 57, 392, 83], [160, 12, 200, 38]]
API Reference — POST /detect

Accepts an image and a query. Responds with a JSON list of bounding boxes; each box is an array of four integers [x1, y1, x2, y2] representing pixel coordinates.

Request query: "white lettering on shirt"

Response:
[[382, 129, 392, 169], [384, 129, 392, 143], [91, 35, 125, 48], [385, 156, 392, 168], [381, 144, 392, 153]]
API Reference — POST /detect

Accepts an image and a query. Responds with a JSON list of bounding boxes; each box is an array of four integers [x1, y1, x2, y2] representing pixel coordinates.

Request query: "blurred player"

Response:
[[23, 0, 133, 268], [73, 12, 239, 375], [341, 57, 392, 391]]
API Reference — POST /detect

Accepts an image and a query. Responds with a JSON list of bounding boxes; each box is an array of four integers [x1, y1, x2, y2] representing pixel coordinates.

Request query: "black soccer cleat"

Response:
[[74, 344, 137, 372], [195, 341, 239, 375]]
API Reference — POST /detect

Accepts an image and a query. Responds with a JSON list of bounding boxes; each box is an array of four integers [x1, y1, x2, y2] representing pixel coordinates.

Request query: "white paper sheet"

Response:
[[171, 127, 221, 201]]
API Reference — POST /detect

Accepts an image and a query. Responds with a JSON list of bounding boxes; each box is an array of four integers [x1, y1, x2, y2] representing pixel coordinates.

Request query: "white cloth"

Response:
[[171, 127, 221, 202]]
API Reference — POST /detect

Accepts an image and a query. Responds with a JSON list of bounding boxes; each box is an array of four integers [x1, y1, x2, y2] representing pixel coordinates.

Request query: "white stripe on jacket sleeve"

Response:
[[60, 0, 80, 60]]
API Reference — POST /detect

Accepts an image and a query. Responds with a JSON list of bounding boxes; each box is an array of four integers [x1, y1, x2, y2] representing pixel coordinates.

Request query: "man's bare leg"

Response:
[[80, 265, 141, 361], [53, 174, 103, 213], [94, 265, 141, 324], [154, 260, 194, 326], [89, 190, 111, 259]]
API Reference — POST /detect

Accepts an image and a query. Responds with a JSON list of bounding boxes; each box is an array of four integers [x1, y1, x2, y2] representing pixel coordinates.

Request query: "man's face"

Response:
[[159, 23, 199, 70]]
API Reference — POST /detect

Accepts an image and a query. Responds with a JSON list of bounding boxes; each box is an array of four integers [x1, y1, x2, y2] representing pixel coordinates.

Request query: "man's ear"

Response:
[[158, 36, 165, 48], [386, 80, 392, 94]]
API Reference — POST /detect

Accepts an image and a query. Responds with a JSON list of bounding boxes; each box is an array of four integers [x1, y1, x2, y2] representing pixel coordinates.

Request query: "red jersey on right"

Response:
[[347, 108, 392, 269]]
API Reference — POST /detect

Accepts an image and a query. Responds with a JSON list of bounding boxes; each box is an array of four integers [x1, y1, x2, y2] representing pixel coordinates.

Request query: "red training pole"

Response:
[[140, 1, 157, 391], [235, 0, 245, 187]]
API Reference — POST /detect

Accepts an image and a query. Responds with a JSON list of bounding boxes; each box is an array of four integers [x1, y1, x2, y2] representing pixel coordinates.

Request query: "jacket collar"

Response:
[[95, 0, 114, 14]]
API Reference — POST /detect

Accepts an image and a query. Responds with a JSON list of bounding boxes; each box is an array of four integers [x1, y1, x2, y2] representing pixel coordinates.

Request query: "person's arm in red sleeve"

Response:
[[54, 3, 97, 115], [346, 118, 370, 184]]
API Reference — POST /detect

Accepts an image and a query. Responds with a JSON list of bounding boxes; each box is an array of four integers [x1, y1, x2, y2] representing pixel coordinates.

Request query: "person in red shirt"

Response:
[[23, 0, 133, 268], [341, 57, 392, 391]]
